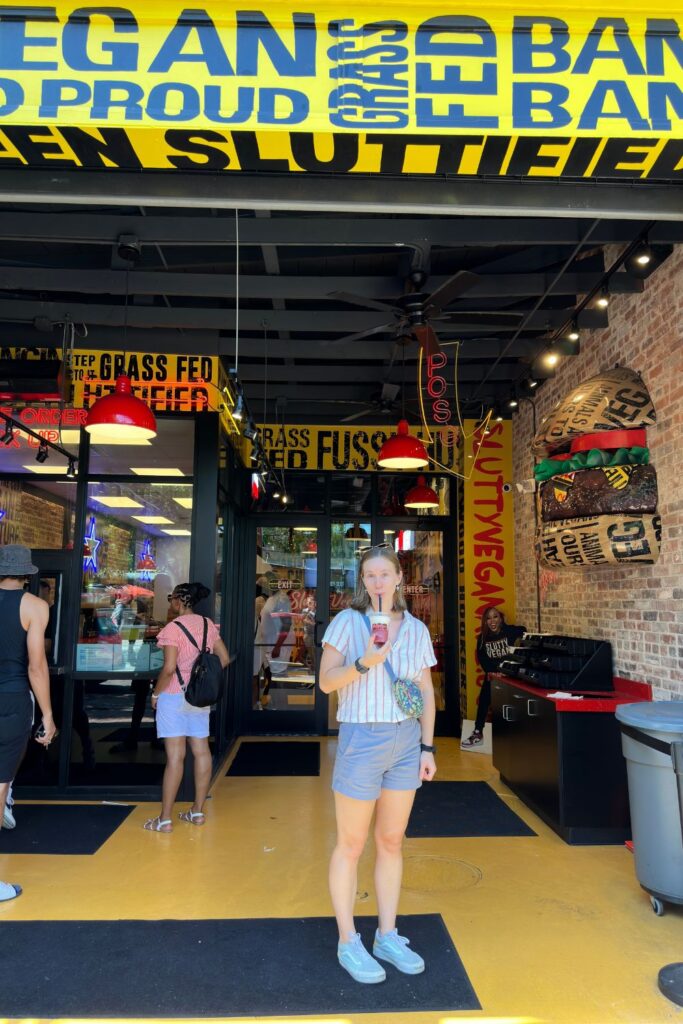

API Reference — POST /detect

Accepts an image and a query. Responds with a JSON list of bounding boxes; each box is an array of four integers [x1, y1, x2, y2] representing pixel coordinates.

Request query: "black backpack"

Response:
[[173, 617, 225, 708]]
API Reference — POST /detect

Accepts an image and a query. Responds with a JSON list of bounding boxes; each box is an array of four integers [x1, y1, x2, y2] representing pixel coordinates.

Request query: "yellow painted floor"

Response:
[[1, 736, 682, 1024]]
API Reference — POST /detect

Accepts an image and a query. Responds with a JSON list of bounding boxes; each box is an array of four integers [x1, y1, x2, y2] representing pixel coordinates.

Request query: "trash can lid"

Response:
[[616, 701, 683, 732]]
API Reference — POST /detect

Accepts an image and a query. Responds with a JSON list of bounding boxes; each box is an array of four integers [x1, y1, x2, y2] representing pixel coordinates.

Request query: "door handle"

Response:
[[527, 699, 539, 717], [502, 704, 514, 721]]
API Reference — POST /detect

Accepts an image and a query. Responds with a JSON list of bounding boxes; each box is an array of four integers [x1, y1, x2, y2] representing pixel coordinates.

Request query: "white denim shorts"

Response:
[[156, 692, 210, 739], [332, 718, 421, 801]]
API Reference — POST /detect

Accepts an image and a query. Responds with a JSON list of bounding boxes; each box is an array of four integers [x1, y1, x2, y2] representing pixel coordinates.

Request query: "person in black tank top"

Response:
[[0, 545, 57, 902]]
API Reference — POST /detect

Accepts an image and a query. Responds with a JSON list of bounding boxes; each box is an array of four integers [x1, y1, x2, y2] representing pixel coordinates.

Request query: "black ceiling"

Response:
[[0, 199, 678, 423]]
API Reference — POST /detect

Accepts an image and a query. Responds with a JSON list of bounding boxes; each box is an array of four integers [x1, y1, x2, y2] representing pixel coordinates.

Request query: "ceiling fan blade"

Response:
[[424, 270, 479, 315], [322, 321, 395, 347], [340, 408, 373, 423], [329, 291, 398, 315], [412, 324, 442, 357]]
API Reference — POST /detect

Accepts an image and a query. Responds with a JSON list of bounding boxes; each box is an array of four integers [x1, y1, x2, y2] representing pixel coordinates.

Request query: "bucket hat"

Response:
[[0, 544, 39, 576]]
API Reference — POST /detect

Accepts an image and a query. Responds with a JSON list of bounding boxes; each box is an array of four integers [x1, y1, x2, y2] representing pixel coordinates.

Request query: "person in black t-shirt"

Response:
[[461, 606, 525, 749]]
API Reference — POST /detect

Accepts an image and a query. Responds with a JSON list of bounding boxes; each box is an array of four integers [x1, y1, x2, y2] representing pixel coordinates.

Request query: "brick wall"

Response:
[[513, 244, 683, 699]]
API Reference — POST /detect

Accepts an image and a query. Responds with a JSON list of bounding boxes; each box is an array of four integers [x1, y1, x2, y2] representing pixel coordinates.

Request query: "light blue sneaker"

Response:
[[338, 933, 386, 984], [373, 928, 425, 974], [2, 803, 16, 829]]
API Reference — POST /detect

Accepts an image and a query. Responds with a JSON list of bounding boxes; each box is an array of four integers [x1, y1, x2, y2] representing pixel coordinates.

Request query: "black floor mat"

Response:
[[0, 915, 479, 1017], [226, 740, 320, 776], [407, 781, 537, 838], [1, 804, 133, 854]]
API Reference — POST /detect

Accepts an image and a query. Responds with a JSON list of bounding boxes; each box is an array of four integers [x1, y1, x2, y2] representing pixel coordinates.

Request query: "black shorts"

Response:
[[0, 692, 33, 783]]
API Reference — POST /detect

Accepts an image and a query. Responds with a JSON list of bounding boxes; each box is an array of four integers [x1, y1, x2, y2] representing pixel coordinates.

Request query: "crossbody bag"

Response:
[[361, 613, 424, 718]]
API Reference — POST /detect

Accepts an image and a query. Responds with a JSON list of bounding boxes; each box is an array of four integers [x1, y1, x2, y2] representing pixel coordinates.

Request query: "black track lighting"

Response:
[[243, 420, 258, 441], [66, 458, 77, 479], [1, 423, 14, 445], [633, 239, 653, 267], [36, 440, 49, 464], [596, 287, 609, 309], [567, 322, 580, 342], [507, 397, 519, 410]]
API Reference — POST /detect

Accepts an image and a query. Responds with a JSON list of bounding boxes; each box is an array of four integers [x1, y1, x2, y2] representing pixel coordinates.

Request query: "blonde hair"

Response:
[[350, 545, 407, 613]]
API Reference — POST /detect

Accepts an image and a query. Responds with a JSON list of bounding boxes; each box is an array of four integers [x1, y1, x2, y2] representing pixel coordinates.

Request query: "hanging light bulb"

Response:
[[404, 476, 439, 509], [344, 524, 369, 542], [377, 419, 429, 469], [85, 247, 157, 442]]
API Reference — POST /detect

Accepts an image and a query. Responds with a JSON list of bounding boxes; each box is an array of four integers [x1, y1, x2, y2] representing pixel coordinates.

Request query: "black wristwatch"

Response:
[[420, 743, 436, 754], [354, 657, 370, 675]]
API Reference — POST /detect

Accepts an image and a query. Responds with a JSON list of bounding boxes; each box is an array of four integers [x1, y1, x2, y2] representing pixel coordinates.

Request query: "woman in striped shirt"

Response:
[[320, 545, 437, 984]]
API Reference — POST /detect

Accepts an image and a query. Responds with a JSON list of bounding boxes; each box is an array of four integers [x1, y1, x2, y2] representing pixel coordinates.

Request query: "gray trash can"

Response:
[[616, 701, 683, 915]]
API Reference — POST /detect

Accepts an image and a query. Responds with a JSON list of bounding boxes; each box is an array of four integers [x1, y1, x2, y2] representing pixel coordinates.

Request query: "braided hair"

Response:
[[172, 582, 211, 608]]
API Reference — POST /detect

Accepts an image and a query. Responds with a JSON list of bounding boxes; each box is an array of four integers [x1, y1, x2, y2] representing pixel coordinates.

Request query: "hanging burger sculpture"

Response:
[[533, 366, 661, 568]]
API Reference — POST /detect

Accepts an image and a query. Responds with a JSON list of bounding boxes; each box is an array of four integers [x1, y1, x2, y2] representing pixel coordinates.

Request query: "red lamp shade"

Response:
[[377, 419, 429, 469], [85, 375, 157, 441], [404, 476, 439, 509]]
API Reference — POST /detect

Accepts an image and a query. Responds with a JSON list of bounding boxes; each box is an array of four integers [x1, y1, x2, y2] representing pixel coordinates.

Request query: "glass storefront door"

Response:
[[378, 524, 457, 734], [250, 521, 328, 731]]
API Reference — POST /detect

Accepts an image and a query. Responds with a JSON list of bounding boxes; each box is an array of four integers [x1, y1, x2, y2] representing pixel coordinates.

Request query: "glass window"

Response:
[[77, 481, 193, 675], [378, 474, 450, 516], [87, 418, 194, 476], [330, 474, 372, 515], [382, 528, 446, 711], [253, 472, 325, 513], [329, 520, 370, 618], [0, 479, 76, 549], [253, 526, 318, 711]]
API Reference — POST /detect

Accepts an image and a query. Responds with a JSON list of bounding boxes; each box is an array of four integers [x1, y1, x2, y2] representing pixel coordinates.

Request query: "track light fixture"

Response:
[[66, 458, 77, 479], [633, 239, 653, 267], [36, 440, 49, 464], [243, 420, 258, 441], [1, 422, 14, 445], [507, 397, 519, 410], [491, 404, 504, 422], [596, 288, 609, 309], [567, 323, 580, 342], [527, 379, 539, 389]]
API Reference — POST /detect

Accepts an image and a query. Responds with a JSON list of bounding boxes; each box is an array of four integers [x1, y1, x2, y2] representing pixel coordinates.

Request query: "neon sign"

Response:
[[83, 516, 101, 574]]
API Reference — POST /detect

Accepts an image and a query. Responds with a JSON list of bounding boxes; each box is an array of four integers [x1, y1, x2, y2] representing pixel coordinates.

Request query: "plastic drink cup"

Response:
[[369, 612, 390, 646]]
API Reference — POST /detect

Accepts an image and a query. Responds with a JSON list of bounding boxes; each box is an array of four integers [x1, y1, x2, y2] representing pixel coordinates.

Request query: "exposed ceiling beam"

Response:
[[0, 267, 644, 299], [0, 210, 681, 247], [239, 361, 526, 383], [0, 171, 682, 220], [0, 299, 607, 332]]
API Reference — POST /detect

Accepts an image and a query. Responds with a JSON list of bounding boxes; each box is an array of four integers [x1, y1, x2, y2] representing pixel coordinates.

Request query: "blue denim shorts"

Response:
[[156, 693, 210, 739], [332, 718, 422, 801]]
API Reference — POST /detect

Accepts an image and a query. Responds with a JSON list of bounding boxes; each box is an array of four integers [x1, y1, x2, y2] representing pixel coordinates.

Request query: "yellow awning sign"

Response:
[[0, 3, 679, 180]]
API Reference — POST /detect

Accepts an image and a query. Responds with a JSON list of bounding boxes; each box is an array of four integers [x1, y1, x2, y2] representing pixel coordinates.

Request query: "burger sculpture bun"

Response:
[[533, 366, 661, 568]]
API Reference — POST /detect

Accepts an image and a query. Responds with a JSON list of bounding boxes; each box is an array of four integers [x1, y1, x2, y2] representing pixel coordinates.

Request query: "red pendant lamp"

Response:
[[377, 419, 429, 469], [85, 374, 156, 441], [404, 475, 439, 509], [85, 251, 157, 442]]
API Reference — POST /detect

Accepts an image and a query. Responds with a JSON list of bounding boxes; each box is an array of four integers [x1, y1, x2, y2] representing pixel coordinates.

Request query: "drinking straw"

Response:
[[379, 595, 382, 613]]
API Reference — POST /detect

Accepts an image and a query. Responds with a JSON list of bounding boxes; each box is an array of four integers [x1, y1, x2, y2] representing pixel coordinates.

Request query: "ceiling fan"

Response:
[[328, 268, 524, 356]]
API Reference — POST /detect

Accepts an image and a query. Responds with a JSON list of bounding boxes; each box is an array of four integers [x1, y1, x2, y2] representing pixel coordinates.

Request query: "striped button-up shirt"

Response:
[[322, 607, 436, 723]]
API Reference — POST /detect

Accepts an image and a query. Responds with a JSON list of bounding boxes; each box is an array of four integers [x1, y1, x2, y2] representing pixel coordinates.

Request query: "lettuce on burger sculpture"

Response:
[[533, 366, 661, 568]]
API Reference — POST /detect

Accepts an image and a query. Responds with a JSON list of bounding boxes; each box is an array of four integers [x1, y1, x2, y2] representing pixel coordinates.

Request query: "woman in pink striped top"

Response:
[[144, 582, 229, 833], [320, 545, 437, 984]]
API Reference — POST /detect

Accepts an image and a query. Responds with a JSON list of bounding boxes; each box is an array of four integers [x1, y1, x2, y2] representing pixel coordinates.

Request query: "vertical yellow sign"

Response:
[[460, 420, 516, 721]]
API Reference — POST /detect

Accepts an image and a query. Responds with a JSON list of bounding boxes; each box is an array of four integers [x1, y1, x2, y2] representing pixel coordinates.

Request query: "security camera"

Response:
[[502, 482, 513, 494]]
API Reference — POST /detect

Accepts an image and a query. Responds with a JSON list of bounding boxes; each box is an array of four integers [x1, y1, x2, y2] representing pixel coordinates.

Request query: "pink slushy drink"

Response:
[[369, 612, 390, 646]]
